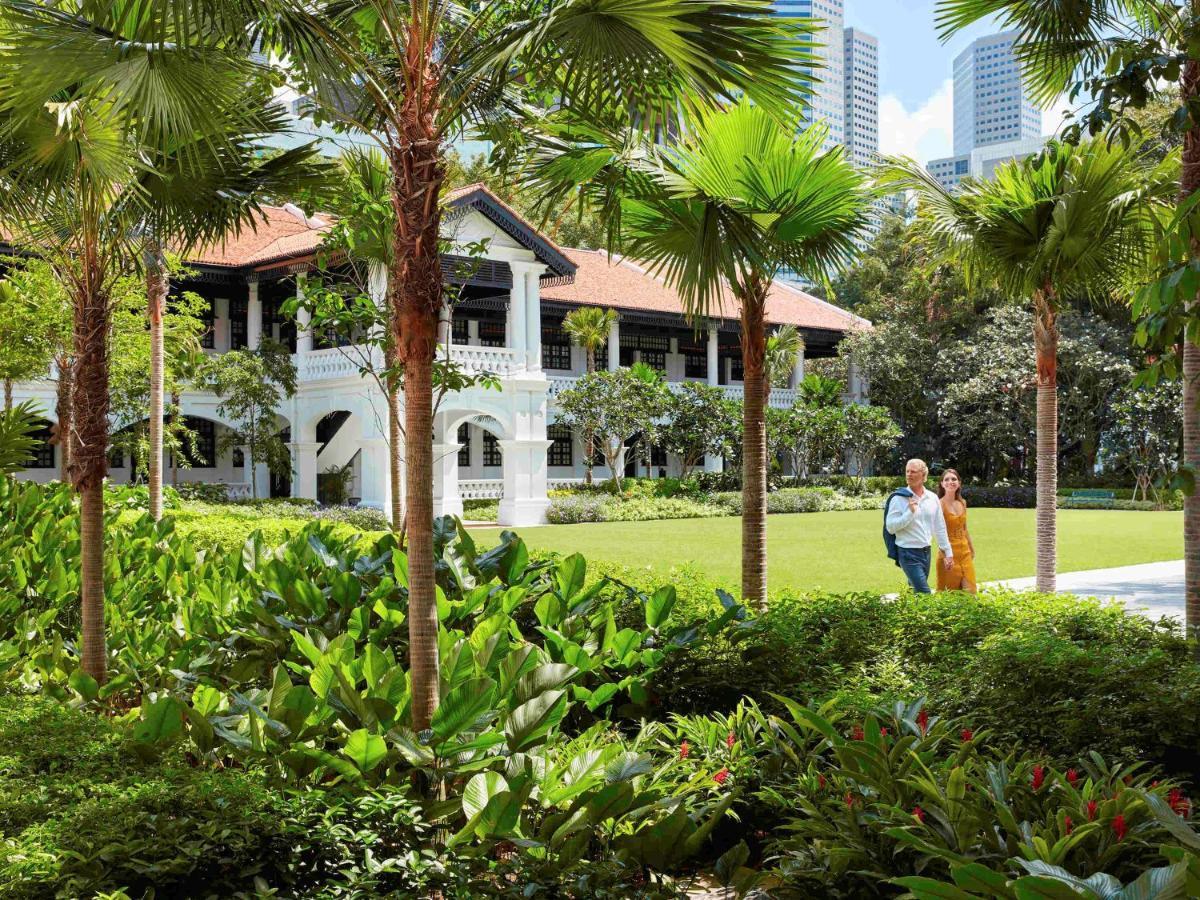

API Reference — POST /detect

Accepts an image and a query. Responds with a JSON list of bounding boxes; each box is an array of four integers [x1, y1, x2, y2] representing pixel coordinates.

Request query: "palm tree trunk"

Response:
[[170, 391, 180, 488], [146, 255, 168, 521], [71, 265, 111, 683], [3, 379, 11, 412], [55, 356, 72, 481], [1033, 288, 1058, 594], [740, 279, 769, 609], [1181, 46, 1200, 642], [390, 108, 446, 733], [388, 371, 404, 534], [584, 346, 595, 485]]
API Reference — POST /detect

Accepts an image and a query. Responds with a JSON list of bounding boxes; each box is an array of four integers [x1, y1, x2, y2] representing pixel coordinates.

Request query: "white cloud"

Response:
[[1044, 93, 1079, 137], [879, 78, 954, 165]]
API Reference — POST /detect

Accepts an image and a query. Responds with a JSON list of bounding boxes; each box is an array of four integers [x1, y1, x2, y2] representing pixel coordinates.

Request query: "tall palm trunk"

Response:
[[1033, 285, 1058, 594], [390, 71, 446, 732], [740, 278, 769, 609], [146, 250, 168, 521], [55, 355, 72, 480], [584, 346, 596, 485], [3, 379, 11, 411], [388, 368, 405, 535], [72, 257, 111, 683], [1181, 47, 1200, 641]]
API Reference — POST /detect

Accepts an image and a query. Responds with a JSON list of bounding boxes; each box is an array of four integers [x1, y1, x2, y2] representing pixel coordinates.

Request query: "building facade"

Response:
[[927, 134, 1050, 191], [8, 187, 870, 525], [774, 0, 846, 152], [842, 27, 879, 169], [951, 30, 1041, 156]]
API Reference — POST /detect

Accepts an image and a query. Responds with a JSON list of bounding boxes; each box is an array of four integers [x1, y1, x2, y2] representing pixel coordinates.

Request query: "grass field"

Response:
[[472, 508, 1183, 594]]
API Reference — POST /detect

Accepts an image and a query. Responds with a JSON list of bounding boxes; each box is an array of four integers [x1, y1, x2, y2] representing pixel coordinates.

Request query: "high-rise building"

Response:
[[842, 27, 878, 169], [774, 0, 845, 152], [952, 30, 1041, 156], [927, 135, 1047, 191]]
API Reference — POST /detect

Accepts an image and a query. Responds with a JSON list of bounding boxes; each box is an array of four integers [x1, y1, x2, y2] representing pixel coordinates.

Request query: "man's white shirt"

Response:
[[886, 490, 953, 556]]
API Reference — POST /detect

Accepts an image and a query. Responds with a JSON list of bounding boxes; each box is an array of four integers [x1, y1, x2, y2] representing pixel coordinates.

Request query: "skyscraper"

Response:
[[774, 0, 845, 152], [842, 27, 879, 169], [952, 30, 1041, 156]]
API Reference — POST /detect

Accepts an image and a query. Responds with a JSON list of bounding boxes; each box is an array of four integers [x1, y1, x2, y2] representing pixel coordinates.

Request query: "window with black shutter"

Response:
[[108, 447, 124, 468], [230, 298, 248, 349], [593, 343, 608, 370], [181, 417, 216, 468], [685, 353, 707, 378], [457, 423, 471, 466], [482, 432, 502, 467], [232, 448, 244, 468], [29, 424, 54, 468], [730, 357, 744, 381], [548, 424, 573, 466], [451, 317, 468, 343], [198, 298, 215, 349], [478, 321, 506, 347], [640, 350, 666, 373]]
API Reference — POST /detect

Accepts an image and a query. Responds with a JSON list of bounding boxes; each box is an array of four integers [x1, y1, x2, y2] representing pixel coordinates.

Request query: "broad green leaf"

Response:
[[505, 689, 568, 751], [513, 663, 577, 707], [463, 771, 509, 819], [69, 668, 98, 701], [645, 585, 676, 629], [133, 696, 185, 745], [430, 677, 498, 742], [342, 729, 387, 772], [555, 553, 587, 601]]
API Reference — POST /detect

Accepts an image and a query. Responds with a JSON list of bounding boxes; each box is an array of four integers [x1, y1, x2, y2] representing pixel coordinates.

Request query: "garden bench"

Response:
[[1069, 489, 1115, 508]]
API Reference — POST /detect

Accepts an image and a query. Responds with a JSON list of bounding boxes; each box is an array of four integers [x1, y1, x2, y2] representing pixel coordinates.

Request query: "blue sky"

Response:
[[843, 1, 1071, 163]]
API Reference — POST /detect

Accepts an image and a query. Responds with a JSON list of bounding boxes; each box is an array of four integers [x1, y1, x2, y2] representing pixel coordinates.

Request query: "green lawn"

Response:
[[473, 508, 1183, 594]]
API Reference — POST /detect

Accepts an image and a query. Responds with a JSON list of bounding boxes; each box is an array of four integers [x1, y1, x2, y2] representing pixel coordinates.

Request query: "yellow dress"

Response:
[[937, 502, 976, 593]]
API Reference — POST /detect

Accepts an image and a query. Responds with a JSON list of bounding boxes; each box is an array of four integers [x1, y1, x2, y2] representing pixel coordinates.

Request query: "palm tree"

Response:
[[268, 0, 809, 730], [531, 99, 869, 607], [0, 0, 269, 681], [139, 103, 327, 521], [563, 306, 618, 484], [890, 139, 1175, 592], [765, 325, 805, 395], [932, 0, 1200, 636]]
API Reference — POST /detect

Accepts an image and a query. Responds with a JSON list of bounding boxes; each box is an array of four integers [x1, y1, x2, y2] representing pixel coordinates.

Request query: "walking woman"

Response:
[[937, 469, 977, 593]]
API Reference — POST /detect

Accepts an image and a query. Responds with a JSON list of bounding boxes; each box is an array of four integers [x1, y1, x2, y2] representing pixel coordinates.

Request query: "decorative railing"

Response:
[[459, 479, 504, 500], [225, 482, 252, 501], [297, 344, 527, 383], [546, 375, 799, 409], [549, 479, 585, 492]]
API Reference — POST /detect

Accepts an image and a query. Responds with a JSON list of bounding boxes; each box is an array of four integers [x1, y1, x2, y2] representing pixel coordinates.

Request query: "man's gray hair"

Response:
[[906, 458, 929, 474]]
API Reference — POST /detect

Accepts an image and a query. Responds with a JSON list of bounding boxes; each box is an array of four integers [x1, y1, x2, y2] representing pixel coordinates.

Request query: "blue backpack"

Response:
[[882, 488, 914, 567]]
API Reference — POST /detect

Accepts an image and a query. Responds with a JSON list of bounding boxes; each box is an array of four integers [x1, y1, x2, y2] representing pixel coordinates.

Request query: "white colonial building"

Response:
[[9, 185, 869, 526]]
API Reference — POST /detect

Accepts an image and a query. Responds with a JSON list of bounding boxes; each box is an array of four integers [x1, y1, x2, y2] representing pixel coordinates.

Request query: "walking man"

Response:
[[885, 459, 953, 593]]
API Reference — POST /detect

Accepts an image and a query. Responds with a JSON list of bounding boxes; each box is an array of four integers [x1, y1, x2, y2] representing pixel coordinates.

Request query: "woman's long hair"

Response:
[[937, 468, 965, 503]]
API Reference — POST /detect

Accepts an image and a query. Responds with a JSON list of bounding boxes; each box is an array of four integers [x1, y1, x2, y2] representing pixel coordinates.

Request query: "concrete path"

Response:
[[991, 560, 1184, 624]]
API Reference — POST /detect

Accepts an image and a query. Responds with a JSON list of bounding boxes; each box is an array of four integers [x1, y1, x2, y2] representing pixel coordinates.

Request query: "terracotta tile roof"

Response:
[[542, 249, 870, 333], [188, 204, 332, 269]]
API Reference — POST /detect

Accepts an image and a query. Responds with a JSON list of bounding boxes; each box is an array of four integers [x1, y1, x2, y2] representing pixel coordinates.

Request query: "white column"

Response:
[[789, 343, 806, 390], [253, 461, 270, 499], [240, 445, 253, 493], [523, 266, 545, 372], [467, 320, 480, 346], [706, 325, 719, 386], [247, 282, 262, 350], [432, 441, 464, 518], [847, 357, 866, 403], [214, 297, 230, 352], [291, 441, 321, 500], [607, 318, 620, 372], [358, 437, 390, 511], [367, 261, 388, 347], [703, 453, 724, 474], [508, 267, 527, 361], [295, 274, 313, 354], [497, 438, 552, 526]]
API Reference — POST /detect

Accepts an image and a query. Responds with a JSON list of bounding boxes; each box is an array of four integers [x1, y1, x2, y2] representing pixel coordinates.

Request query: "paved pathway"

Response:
[[991, 560, 1184, 624]]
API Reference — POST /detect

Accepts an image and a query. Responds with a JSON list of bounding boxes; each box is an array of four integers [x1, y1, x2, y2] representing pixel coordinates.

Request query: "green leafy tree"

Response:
[[271, 0, 808, 732], [562, 306, 620, 484], [0, 401, 42, 473], [204, 342, 298, 500], [661, 382, 740, 478], [765, 325, 805, 391], [0, 279, 53, 410], [1104, 382, 1183, 506], [890, 139, 1175, 593], [842, 403, 902, 486], [557, 369, 666, 493], [797, 373, 845, 409]]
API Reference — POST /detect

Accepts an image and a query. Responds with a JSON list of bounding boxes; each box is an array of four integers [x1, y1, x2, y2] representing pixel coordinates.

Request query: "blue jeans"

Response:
[[898, 546, 932, 594]]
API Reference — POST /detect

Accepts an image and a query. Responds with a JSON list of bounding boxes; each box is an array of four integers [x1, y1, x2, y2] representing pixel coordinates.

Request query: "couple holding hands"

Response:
[[884, 459, 976, 595]]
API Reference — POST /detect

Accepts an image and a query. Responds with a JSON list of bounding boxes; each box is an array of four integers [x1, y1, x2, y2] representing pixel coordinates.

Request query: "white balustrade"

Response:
[[296, 343, 527, 384], [548, 478, 585, 492], [544, 374, 797, 408], [449, 344, 525, 377], [459, 479, 504, 499]]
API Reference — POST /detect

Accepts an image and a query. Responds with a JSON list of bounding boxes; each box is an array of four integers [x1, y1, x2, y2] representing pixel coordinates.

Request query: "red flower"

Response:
[[680, 740, 690, 759], [1066, 769, 1079, 788], [917, 709, 929, 735], [1169, 789, 1191, 818], [818, 774, 826, 790], [1087, 800, 1098, 821], [851, 725, 865, 741], [1064, 815, 1074, 835], [913, 806, 926, 823], [960, 728, 974, 742], [713, 768, 730, 786], [844, 792, 855, 810], [1112, 814, 1127, 841], [880, 727, 889, 737], [726, 731, 736, 749], [1032, 765, 1045, 791]]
